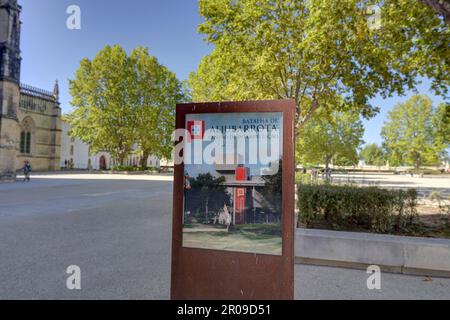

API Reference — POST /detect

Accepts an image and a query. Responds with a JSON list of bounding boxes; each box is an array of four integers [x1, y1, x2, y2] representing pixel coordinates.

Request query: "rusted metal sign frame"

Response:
[[171, 100, 295, 300]]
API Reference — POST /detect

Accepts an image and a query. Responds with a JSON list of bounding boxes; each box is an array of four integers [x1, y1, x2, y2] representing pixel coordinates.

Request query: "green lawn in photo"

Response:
[[183, 223, 282, 255]]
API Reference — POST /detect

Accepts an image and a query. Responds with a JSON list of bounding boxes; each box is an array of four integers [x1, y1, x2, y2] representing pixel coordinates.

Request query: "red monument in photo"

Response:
[[235, 166, 247, 225]]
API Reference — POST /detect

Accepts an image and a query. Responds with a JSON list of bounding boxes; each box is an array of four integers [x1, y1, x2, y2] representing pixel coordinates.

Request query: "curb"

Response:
[[295, 228, 450, 278]]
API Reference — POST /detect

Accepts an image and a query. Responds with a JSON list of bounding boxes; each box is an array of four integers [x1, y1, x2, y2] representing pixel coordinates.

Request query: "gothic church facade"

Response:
[[0, 0, 61, 181]]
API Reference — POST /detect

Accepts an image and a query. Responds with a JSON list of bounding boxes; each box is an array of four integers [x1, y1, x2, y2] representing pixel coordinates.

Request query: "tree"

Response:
[[381, 95, 449, 169], [188, 173, 230, 222], [297, 110, 365, 169], [434, 102, 450, 156], [189, 0, 449, 137], [420, 0, 450, 24], [130, 47, 184, 170], [68, 45, 137, 165], [68, 45, 183, 166], [360, 143, 386, 167], [260, 160, 282, 214]]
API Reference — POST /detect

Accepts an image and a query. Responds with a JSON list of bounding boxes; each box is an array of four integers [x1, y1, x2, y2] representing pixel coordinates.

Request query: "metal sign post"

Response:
[[171, 100, 295, 300]]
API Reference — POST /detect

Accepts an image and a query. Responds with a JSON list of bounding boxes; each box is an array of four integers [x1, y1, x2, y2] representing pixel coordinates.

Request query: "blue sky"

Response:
[[19, 0, 446, 145]]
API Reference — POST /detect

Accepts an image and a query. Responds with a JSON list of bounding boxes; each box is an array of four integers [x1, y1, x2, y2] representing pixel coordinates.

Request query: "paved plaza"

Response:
[[1, 173, 450, 300], [331, 172, 450, 199]]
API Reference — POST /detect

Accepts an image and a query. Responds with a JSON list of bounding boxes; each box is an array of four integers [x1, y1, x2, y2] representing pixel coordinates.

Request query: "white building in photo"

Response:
[[60, 119, 160, 170]]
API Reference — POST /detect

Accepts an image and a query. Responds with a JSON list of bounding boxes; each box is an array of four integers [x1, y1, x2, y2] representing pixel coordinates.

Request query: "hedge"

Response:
[[110, 165, 158, 172], [297, 184, 418, 233], [295, 172, 312, 185]]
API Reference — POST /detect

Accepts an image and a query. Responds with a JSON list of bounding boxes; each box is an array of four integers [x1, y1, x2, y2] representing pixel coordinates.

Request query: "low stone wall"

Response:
[[296, 228, 450, 277]]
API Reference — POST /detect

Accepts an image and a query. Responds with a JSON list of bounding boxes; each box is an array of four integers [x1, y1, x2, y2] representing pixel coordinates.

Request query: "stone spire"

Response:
[[53, 79, 59, 100], [0, 0, 21, 182], [0, 0, 19, 8], [0, 0, 21, 83]]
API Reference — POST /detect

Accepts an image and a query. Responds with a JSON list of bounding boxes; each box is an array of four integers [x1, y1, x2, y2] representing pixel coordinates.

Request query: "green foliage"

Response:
[[110, 165, 158, 172], [297, 110, 364, 168], [68, 45, 184, 165], [381, 95, 449, 169], [130, 47, 184, 168], [298, 184, 418, 233], [189, 0, 449, 135], [260, 161, 282, 213], [234, 224, 282, 237], [428, 191, 450, 215], [360, 143, 385, 167], [428, 190, 444, 201], [295, 172, 312, 185], [68, 45, 137, 165], [186, 173, 230, 222], [111, 165, 139, 172], [434, 102, 450, 156]]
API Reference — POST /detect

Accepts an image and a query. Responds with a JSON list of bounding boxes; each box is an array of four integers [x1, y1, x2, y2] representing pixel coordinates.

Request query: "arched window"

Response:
[[70, 145, 74, 156], [20, 119, 33, 154]]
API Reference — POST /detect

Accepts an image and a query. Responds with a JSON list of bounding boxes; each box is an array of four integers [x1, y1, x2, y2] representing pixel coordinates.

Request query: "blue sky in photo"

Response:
[[18, 0, 447, 146], [184, 112, 283, 178]]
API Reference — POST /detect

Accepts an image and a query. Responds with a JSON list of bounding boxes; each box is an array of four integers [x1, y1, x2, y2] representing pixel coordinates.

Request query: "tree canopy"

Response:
[[130, 47, 184, 169], [297, 110, 365, 168], [420, 0, 450, 24], [189, 0, 449, 136], [360, 143, 386, 167], [187, 173, 230, 221], [68, 45, 184, 166], [381, 95, 449, 168]]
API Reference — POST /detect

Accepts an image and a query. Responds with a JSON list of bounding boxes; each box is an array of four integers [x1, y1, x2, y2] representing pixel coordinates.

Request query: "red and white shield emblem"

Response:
[[187, 120, 205, 142]]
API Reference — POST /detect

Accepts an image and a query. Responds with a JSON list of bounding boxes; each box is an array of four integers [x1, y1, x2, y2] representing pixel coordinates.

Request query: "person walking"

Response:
[[22, 160, 32, 182]]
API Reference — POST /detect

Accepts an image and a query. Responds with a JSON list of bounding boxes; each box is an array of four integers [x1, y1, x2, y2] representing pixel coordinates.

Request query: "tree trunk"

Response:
[[117, 154, 125, 166], [295, 99, 319, 137], [325, 155, 332, 171], [205, 198, 209, 222], [324, 155, 332, 182], [415, 155, 422, 171], [141, 151, 149, 171], [420, 0, 450, 25]]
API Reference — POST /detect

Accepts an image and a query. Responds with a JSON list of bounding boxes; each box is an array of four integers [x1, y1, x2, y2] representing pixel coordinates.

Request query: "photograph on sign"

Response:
[[182, 112, 283, 255]]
